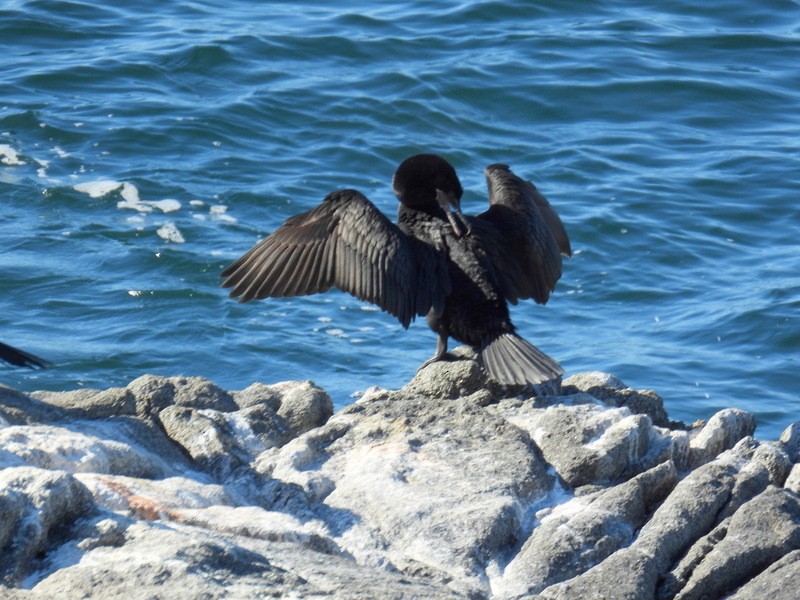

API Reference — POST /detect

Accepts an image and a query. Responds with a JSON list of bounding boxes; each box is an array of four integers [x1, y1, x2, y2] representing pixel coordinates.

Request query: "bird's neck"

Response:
[[398, 203, 444, 225]]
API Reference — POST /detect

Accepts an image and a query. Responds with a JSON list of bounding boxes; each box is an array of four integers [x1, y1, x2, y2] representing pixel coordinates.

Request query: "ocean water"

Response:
[[1, 0, 798, 440]]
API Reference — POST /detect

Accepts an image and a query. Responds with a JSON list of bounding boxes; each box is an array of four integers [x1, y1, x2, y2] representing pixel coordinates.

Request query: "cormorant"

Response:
[[221, 153, 571, 385], [0, 341, 48, 369]]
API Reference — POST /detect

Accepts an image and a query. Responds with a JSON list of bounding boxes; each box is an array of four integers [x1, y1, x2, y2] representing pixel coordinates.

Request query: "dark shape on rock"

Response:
[[221, 154, 571, 385], [0, 341, 48, 369]]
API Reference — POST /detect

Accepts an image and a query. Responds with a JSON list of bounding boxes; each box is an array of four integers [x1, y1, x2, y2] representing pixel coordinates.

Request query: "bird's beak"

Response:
[[436, 189, 472, 238]]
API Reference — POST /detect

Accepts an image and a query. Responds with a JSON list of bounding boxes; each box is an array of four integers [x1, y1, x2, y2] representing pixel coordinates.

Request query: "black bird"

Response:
[[221, 154, 571, 385], [0, 341, 48, 369]]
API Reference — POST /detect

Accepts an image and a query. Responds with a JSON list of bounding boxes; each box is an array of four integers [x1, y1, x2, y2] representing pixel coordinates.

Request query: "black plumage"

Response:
[[221, 153, 571, 385], [0, 341, 48, 369]]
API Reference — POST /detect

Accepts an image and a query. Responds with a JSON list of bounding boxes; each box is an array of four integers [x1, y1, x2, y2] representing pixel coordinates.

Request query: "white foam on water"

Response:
[[117, 183, 150, 211], [120, 182, 139, 203], [117, 200, 153, 213], [117, 184, 148, 212], [0, 144, 26, 165], [210, 204, 237, 223], [148, 199, 181, 213], [52, 146, 69, 158], [74, 180, 123, 198], [156, 222, 185, 243], [113, 183, 181, 214], [192, 213, 207, 220], [190, 200, 205, 207], [35, 158, 49, 168], [214, 213, 237, 224]]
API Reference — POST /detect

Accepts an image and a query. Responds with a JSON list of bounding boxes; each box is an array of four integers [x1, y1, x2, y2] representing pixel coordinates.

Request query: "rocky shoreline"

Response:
[[1, 349, 799, 599]]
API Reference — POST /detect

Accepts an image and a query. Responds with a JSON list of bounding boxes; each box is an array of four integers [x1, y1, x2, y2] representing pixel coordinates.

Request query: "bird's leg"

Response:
[[418, 332, 448, 371]]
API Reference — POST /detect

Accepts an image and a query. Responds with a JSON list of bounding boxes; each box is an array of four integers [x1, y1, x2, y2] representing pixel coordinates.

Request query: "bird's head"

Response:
[[392, 154, 470, 237]]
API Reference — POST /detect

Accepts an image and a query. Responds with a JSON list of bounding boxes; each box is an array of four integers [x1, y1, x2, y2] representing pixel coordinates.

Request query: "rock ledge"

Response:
[[1, 355, 798, 599]]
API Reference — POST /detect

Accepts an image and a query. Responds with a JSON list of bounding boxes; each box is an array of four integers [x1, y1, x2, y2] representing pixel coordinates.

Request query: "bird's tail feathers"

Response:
[[479, 333, 562, 386]]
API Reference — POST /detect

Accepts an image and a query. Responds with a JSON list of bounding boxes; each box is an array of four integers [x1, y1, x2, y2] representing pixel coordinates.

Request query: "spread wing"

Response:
[[0, 341, 48, 369], [221, 189, 448, 328], [474, 163, 571, 305]]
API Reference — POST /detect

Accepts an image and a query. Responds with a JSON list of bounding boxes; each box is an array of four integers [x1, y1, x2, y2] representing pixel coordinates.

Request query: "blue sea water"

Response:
[[1, 0, 798, 439]]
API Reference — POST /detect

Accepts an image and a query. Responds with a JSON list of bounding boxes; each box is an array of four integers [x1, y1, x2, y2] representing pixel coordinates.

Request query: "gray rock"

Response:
[[127, 374, 176, 416], [538, 546, 658, 600], [156, 393, 316, 481], [270, 380, 333, 437], [170, 376, 238, 411], [232, 381, 282, 411], [614, 388, 671, 428], [634, 459, 739, 572], [231, 381, 332, 445], [500, 461, 677, 596], [75, 516, 128, 552], [30, 387, 137, 419], [0, 420, 170, 479], [688, 408, 756, 469], [785, 463, 800, 495], [158, 405, 252, 479], [238, 403, 292, 447], [779, 421, 800, 462], [561, 371, 627, 397], [1, 365, 797, 599], [658, 486, 800, 599], [28, 521, 312, 599], [717, 457, 771, 520], [26, 519, 465, 600], [0, 467, 95, 586], [726, 548, 800, 600], [259, 388, 552, 597], [491, 398, 663, 488], [403, 346, 503, 399], [128, 375, 238, 417], [0, 385, 63, 425], [562, 372, 671, 428], [752, 442, 792, 486], [76, 473, 233, 520]]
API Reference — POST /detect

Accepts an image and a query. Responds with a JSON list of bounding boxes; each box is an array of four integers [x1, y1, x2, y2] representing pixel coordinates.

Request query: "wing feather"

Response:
[[0, 341, 48, 369], [476, 164, 571, 305], [221, 189, 447, 328], [286, 240, 323, 297]]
